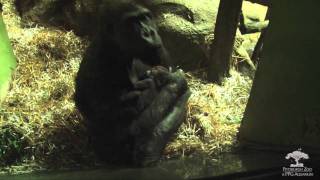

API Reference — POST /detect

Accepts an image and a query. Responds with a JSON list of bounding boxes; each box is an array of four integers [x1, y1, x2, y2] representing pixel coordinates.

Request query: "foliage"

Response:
[[0, 8, 16, 103], [0, 124, 31, 165]]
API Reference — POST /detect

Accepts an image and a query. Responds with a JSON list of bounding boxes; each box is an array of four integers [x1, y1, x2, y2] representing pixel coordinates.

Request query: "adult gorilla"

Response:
[[74, 0, 190, 167]]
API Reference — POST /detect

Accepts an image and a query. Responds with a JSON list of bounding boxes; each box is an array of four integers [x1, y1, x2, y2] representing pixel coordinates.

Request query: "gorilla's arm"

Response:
[[133, 90, 190, 166], [153, 90, 190, 137]]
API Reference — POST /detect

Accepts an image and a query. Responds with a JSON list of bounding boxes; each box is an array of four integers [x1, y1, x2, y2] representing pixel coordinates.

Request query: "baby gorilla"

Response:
[[74, 1, 190, 167], [126, 62, 190, 166]]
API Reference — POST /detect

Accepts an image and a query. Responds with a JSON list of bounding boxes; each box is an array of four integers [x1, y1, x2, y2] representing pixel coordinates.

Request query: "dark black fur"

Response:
[[74, 2, 190, 166]]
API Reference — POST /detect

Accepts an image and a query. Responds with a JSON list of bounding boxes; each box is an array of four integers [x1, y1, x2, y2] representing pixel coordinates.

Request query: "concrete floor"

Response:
[[1, 149, 319, 180]]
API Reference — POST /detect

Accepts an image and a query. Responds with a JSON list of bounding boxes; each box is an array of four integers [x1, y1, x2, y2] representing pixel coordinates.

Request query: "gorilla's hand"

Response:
[[128, 66, 170, 111], [122, 77, 158, 113], [148, 67, 188, 96], [133, 78, 155, 90], [147, 66, 170, 88], [120, 78, 155, 102]]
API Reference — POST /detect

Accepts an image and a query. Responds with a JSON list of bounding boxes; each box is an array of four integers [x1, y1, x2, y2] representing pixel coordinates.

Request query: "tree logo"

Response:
[[285, 148, 309, 167], [282, 148, 314, 177]]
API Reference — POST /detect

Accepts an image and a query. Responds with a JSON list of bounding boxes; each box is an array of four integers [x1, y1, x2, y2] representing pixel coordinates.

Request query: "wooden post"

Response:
[[207, 0, 243, 84]]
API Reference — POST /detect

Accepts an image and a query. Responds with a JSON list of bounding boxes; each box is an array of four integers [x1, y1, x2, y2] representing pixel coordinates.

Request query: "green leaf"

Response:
[[0, 13, 16, 103]]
